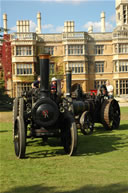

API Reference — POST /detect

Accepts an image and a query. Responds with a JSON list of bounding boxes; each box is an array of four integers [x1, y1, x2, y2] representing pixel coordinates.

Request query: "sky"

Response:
[[0, 0, 116, 34]]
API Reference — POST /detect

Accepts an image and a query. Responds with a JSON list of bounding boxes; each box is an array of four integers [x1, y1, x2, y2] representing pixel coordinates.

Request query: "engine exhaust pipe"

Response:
[[39, 54, 50, 98], [66, 69, 72, 97]]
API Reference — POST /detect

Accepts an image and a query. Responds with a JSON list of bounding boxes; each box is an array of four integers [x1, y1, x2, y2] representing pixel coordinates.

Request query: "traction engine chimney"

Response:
[[39, 54, 50, 98], [66, 69, 72, 97]]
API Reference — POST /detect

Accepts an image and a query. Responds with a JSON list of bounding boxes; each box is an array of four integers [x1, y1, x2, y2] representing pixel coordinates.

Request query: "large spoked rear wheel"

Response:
[[61, 112, 78, 156], [14, 116, 26, 158], [19, 97, 24, 117], [80, 111, 94, 135], [101, 99, 120, 130], [13, 97, 19, 127]]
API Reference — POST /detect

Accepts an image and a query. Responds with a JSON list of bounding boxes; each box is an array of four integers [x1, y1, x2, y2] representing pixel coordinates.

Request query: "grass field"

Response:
[[0, 107, 128, 193]]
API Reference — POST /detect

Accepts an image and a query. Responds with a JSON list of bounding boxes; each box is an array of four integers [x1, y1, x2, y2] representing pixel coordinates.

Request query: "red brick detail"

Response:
[[2, 34, 12, 89]]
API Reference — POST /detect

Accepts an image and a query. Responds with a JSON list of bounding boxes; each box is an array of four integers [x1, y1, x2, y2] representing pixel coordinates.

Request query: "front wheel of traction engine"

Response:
[[13, 97, 19, 127], [61, 112, 78, 156], [14, 116, 26, 158], [100, 99, 120, 130], [80, 111, 94, 135]]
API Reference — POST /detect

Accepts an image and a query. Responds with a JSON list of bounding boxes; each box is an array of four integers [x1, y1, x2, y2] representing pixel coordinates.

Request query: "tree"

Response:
[[0, 73, 13, 111], [49, 57, 64, 81]]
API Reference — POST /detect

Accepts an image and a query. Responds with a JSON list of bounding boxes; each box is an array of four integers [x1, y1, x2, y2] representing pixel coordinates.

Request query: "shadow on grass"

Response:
[[23, 122, 128, 158], [77, 131, 127, 156], [2, 183, 128, 193], [10, 121, 128, 159], [27, 137, 61, 147], [26, 138, 64, 158], [25, 131, 126, 158], [25, 148, 65, 159], [118, 124, 128, 130], [93, 122, 128, 133], [0, 130, 8, 133]]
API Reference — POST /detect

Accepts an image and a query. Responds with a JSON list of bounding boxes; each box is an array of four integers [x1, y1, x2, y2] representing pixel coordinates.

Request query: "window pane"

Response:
[[95, 62, 104, 73], [68, 45, 83, 55], [119, 79, 128, 95], [95, 45, 104, 55], [16, 64, 32, 75], [68, 63, 84, 74], [16, 46, 32, 56]]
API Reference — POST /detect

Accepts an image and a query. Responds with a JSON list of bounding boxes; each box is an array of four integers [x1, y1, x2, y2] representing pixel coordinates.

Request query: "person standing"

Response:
[[51, 77, 57, 93], [32, 75, 41, 89], [106, 80, 114, 99], [50, 77, 57, 101]]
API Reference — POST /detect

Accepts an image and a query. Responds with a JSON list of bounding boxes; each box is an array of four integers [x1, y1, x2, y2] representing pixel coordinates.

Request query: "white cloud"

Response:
[[40, 0, 114, 3], [42, 24, 64, 33], [30, 20, 37, 32], [83, 21, 101, 32], [42, 24, 54, 30], [55, 26, 64, 33], [53, 0, 87, 4], [40, 0, 88, 4], [109, 14, 116, 23], [106, 22, 114, 32], [83, 20, 114, 32], [10, 25, 17, 32]]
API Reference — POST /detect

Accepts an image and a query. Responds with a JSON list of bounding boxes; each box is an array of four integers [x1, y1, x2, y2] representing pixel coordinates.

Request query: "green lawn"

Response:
[[0, 107, 128, 193]]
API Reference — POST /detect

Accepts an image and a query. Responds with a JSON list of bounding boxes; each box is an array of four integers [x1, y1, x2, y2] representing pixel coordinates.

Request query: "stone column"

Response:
[[17, 21, 20, 32], [37, 12, 41, 34], [101, 12, 105, 33], [3, 13, 7, 34]]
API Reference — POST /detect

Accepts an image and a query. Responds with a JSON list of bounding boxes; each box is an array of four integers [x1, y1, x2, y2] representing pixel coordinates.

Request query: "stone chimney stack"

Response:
[[64, 21, 75, 32], [16, 21, 20, 32], [26, 20, 30, 32], [101, 11, 106, 32], [37, 12, 41, 34], [20, 21, 23, 32], [17, 20, 30, 33], [3, 13, 8, 34], [23, 21, 26, 32], [88, 25, 93, 33]]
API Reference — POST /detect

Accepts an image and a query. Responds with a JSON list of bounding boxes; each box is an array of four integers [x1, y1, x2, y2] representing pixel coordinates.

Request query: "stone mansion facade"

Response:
[[1, 0, 128, 97]]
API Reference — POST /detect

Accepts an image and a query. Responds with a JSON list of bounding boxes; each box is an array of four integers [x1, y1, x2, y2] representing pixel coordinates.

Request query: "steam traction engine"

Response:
[[13, 54, 77, 158], [66, 70, 121, 135], [13, 54, 120, 159]]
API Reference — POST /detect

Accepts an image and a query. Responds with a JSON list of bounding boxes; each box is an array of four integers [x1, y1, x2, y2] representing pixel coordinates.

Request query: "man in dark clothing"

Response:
[[50, 77, 57, 101], [32, 76, 40, 88], [51, 77, 57, 93]]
